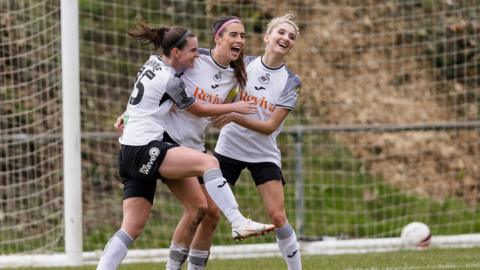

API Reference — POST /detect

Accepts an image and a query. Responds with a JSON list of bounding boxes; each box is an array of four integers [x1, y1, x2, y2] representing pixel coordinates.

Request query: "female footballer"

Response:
[[97, 22, 274, 270]]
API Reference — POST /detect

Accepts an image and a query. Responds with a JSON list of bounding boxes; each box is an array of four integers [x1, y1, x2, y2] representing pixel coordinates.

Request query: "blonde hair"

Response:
[[265, 13, 300, 36]]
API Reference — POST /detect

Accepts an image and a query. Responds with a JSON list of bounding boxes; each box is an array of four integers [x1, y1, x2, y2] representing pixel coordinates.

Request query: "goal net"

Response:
[[1, 0, 64, 255], [1, 0, 479, 267]]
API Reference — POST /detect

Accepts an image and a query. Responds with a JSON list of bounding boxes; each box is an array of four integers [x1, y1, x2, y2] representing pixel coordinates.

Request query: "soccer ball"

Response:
[[400, 222, 431, 248]]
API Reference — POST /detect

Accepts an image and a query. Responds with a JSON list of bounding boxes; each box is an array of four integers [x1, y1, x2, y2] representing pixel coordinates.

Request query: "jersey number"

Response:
[[129, 67, 156, 105]]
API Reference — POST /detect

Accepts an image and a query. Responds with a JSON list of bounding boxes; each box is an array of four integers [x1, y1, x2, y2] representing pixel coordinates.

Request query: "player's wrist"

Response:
[[232, 102, 241, 113]]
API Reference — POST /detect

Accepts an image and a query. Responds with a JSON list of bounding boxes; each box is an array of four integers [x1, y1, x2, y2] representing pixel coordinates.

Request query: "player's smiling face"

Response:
[[265, 23, 296, 56], [175, 37, 199, 69], [215, 22, 245, 62]]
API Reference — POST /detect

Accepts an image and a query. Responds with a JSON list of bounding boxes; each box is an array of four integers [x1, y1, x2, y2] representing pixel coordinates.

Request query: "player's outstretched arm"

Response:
[[213, 106, 290, 135], [186, 99, 256, 117]]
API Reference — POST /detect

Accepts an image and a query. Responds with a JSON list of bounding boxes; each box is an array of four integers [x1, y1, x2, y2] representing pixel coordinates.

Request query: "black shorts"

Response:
[[162, 132, 180, 146], [214, 152, 284, 186], [118, 140, 178, 204], [162, 132, 206, 184]]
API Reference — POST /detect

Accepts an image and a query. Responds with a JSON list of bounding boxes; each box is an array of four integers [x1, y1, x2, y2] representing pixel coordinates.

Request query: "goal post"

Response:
[[61, 0, 82, 265]]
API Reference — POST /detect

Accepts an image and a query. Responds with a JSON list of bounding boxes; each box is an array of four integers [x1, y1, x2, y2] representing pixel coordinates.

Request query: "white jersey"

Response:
[[119, 55, 195, 146], [166, 48, 237, 151], [215, 56, 301, 167]]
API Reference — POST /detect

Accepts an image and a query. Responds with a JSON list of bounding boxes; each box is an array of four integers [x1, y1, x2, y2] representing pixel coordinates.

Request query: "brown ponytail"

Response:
[[212, 16, 247, 89], [230, 51, 247, 89], [128, 20, 195, 56]]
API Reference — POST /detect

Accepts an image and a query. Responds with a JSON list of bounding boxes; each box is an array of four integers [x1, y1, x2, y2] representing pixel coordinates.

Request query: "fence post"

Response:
[[292, 126, 305, 239]]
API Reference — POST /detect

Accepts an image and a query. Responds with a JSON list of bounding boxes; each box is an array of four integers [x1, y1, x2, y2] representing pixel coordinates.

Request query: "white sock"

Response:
[[275, 223, 302, 270], [203, 168, 245, 227], [166, 242, 189, 270], [187, 249, 209, 270], [96, 229, 134, 270]]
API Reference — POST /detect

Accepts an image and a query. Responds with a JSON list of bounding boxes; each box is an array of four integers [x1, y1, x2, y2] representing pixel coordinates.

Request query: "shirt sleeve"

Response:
[[277, 69, 301, 110], [198, 47, 210, 56], [165, 73, 196, 110]]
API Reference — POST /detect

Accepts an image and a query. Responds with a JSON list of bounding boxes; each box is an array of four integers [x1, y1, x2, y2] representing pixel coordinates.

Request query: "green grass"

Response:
[[6, 247, 480, 270]]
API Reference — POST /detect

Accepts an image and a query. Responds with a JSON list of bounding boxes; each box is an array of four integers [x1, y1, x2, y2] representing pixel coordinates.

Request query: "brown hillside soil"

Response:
[[291, 3, 479, 203]]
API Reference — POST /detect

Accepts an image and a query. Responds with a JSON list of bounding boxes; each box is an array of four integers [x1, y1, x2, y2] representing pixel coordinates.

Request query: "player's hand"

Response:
[[113, 115, 124, 134], [212, 113, 236, 128], [233, 100, 256, 114]]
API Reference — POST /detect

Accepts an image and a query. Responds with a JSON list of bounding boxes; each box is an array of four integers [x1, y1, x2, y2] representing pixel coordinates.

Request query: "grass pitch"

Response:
[[8, 247, 480, 270]]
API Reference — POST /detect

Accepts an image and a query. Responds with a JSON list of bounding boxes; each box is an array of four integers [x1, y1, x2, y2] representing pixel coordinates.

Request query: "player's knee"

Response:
[[123, 222, 145, 239], [204, 206, 221, 227], [269, 211, 287, 228], [186, 203, 208, 226], [194, 205, 208, 226], [200, 155, 220, 171]]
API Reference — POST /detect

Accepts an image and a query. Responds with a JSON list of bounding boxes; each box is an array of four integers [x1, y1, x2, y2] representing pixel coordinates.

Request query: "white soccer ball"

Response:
[[401, 222, 431, 248]]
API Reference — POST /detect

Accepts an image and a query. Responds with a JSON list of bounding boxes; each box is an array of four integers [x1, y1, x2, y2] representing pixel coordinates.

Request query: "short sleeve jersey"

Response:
[[119, 55, 195, 146], [215, 56, 301, 167], [165, 48, 237, 151]]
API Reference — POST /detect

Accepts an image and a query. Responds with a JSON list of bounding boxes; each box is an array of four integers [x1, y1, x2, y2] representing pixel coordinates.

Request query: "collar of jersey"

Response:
[[209, 49, 229, 69], [156, 55, 185, 77], [260, 56, 284, 71]]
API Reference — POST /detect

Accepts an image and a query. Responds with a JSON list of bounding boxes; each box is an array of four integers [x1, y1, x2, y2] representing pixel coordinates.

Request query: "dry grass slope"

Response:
[[288, 2, 479, 203]]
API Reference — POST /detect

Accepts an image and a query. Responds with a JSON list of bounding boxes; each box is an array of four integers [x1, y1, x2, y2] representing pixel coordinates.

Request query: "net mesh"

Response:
[[1, 0, 63, 253]]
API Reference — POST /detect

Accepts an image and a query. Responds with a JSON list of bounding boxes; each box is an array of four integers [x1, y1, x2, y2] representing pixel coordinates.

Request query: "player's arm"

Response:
[[113, 112, 126, 134], [214, 78, 300, 134], [166, 74, 255, 117], [213, 106, 290, 135], [186, 99, 255, 117]]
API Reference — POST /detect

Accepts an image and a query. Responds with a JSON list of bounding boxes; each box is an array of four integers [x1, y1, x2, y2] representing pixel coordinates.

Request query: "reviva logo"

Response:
[[239, 91, 275, 112], [193, 87, 221, 104]]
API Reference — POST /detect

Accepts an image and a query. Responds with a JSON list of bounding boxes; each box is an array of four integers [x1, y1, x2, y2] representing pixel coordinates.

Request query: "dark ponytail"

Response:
[[230, 51, 247, 90], [128, 20, 195, 56], [212, 16, 247, 89]]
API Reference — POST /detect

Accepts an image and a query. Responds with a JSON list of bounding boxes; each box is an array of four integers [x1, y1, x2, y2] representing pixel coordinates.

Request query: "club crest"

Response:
[[213, 71, 224, 82], [258, 73, 271, 84]]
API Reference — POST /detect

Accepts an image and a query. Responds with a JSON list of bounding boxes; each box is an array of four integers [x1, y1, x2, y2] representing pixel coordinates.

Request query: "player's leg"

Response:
[[187, 185, 222, 270], [210, 151, 275, 241], [164, 177, 208, 270], [250, 162, 302, 270], [159, 146, 274, 239], [257, 181, 302, 270], [97, 141, 163, 270], [256, 180, 287, 227], [97, 196, 153, 270], [159, 146, 242, 225]]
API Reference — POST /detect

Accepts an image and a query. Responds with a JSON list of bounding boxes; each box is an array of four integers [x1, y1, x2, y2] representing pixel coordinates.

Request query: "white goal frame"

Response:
[[61, 0, 82, 265]]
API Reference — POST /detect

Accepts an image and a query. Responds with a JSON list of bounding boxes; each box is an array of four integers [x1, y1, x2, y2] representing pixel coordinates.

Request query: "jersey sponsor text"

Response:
[[239, 90, 275, 112], [139, 147, 160, 175], [193, 86, 221, 104]]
